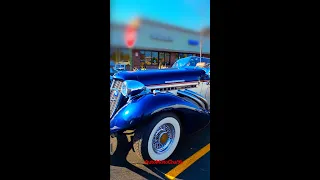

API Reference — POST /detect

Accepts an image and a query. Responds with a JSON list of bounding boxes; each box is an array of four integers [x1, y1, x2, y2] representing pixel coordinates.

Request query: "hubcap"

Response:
[[160, 133, 168, 144], [152, 123, 175, 154]]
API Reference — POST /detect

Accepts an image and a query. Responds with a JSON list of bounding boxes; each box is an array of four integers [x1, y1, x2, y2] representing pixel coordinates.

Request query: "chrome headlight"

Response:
[[120, 80, 146, 97]]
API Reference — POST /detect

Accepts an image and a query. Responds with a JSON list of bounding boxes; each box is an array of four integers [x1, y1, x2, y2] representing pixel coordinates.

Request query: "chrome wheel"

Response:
[[151, 123, 175, 154]]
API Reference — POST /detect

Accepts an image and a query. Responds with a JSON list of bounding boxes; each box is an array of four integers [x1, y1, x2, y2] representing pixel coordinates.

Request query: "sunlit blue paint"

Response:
[[124, 110, 129, 115], [113, 68, 207, 86], [110, 64, 211, 135], [110, 92, 210, 134]]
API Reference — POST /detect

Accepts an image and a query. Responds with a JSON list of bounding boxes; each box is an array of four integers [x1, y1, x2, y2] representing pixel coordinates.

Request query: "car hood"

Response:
[[112, 68, 207, 86]]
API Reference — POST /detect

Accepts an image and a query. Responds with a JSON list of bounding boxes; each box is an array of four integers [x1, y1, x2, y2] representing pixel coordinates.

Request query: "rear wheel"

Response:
[[133, 113, 181, 161]]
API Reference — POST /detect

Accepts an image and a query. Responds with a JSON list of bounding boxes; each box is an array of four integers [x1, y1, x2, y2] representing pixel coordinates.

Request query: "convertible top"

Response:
[[113, 68, 206, 86]]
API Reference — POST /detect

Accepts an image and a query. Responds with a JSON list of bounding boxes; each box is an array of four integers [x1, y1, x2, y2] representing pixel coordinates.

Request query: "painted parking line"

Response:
[[165, 143, 210, 180]]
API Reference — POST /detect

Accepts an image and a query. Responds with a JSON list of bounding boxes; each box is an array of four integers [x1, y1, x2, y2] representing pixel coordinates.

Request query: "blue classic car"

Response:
[[110, 56, 210, 161]]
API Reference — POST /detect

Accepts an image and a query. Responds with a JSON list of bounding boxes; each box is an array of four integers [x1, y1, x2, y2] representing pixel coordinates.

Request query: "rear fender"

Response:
[[110, 92, 210, 134]]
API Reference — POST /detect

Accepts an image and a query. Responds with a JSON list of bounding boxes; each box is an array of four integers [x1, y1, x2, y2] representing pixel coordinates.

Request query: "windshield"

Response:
[[172, 57, 191, 68], [193, 57, 210, 64], [172, 57, 210, 68]]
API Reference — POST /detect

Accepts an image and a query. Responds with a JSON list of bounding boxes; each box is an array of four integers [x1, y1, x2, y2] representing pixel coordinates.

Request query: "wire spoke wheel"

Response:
[[151, 123, 175, 154]]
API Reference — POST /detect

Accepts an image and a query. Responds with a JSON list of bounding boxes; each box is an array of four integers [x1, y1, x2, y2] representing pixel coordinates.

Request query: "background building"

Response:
[[110, 18, 210, 70]]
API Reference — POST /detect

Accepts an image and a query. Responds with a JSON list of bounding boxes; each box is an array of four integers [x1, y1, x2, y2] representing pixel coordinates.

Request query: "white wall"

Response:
[[110, 23, 210, 54]]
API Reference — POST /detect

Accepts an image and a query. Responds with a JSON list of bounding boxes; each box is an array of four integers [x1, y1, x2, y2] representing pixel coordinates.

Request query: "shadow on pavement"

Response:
[[110, 134, 164, 180], [110, 125, 211, 180]]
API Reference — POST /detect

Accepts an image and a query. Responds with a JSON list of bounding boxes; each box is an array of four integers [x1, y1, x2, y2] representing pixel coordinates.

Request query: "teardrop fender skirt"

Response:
[[110, 92, 210, 135]]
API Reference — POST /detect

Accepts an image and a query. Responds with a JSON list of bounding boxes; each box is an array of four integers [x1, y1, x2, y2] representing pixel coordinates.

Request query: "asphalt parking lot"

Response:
[[110, 124, 210, 180]]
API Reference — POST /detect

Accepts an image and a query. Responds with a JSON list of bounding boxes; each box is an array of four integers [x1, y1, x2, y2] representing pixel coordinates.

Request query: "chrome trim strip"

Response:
[[110, 80, 123, 118], [165, 80, 185, 83], [110, 80, 115, 92], [146, 81, 199, 89]]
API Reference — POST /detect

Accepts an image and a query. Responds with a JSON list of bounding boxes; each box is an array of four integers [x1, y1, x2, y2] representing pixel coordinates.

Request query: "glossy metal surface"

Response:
[[177, 90, 206, 109], [184, 89, 209, 110], [152, 123, 175, 154], [187, 82, 210, 108], [110, 80, 123, 118], [121, 80, 146, 97], [110, 92, 210, 134], [152, 90, 160, 94], [110, 62, 211, 134], [113, 68, 206, 86]]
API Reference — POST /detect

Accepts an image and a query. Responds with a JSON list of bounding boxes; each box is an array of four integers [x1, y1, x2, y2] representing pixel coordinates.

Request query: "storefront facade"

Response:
[[110, 19, 210, 70]]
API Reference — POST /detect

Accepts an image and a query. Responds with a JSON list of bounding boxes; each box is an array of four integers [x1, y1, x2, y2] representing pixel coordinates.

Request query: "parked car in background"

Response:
[[110, 61, 118, 86], [110, 60, 210, 161], [110, 67, 118, 76], [114, 63, 128, 71], [172, 56, 210, 77], [110, 60, 116, 67]]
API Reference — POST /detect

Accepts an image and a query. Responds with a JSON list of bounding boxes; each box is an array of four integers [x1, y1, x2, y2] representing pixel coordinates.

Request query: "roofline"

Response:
[[140, 18, 208, 36], [110, 18, 210, 37], [111, 45, 210, 54]]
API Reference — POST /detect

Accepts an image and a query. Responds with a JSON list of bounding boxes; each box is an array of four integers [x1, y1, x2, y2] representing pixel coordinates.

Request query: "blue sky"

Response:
[[110, 0, 210, 31]]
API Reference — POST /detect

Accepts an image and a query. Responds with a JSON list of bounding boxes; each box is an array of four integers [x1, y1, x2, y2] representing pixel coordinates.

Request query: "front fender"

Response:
[[110, 92, 210, 134]]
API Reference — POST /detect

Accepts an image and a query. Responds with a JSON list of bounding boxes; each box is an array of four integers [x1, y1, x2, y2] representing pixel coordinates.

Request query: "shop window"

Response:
[[179, 53, 183, 59], [165, 52, 170, 65], [110, 48, 117, 62], [159, 52, 165, 68], [175, 53, 179, 60], [176, 53, 190, 59], [159, 52, 165, 64], [158, 52, 170, 68], [151, 51, 159, 65], [119, 49, 130, 62], [144, 51, 152, 65], [140, 51, 145, 62], [138, 51, 146, 68], [118, 48, 131, 70]]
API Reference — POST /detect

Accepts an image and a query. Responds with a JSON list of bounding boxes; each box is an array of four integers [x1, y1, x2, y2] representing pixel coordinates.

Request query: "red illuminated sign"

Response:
[[124, 25, 137, 48]]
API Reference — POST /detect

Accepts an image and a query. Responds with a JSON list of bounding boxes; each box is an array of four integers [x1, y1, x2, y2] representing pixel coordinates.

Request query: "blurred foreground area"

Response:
[[110, 18, 210, 71]]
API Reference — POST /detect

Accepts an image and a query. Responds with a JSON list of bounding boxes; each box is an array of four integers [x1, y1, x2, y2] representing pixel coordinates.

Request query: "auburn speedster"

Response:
[[110, 56, 210, 161]]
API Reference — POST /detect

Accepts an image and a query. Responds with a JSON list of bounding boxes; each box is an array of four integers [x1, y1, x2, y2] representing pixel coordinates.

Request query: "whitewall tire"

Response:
[[133, 113, 181, 161]]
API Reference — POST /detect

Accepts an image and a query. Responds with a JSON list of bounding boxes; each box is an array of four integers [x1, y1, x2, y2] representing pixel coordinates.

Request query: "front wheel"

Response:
[[133, 113, 181, 161]]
